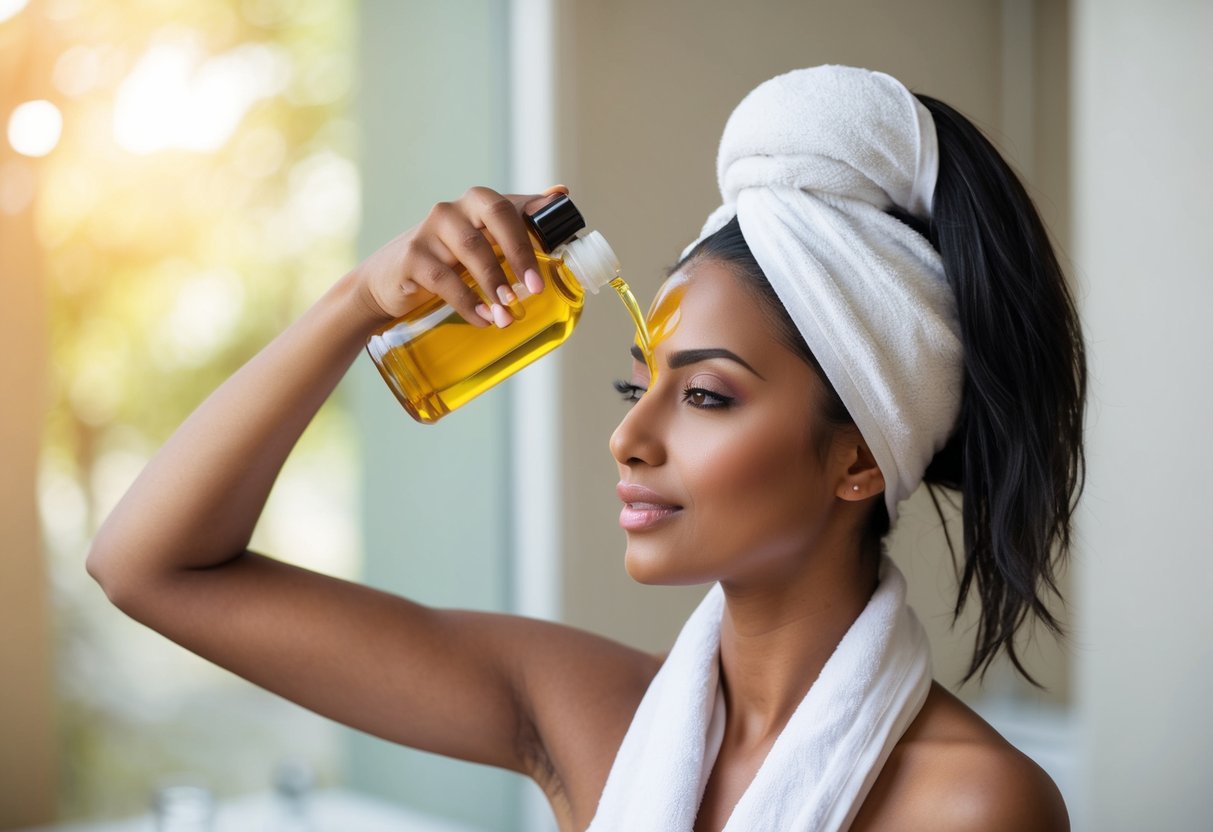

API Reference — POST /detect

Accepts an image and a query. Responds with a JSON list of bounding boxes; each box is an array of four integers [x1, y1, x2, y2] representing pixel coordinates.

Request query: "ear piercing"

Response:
[[851, 485, 860, 492]]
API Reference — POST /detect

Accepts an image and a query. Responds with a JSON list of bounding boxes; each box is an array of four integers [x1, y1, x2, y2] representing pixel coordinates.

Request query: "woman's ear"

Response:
[[833, 429, 886, 501]]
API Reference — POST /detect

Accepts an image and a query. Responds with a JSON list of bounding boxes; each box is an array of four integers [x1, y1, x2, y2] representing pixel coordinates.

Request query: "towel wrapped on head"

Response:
[[682, 64, 962, 524]]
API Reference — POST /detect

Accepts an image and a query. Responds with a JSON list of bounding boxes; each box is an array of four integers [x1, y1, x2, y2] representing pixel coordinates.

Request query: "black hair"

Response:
[[679, 95, 1086, 687]]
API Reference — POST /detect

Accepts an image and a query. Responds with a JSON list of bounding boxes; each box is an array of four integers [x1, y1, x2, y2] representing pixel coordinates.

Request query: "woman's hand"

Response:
[[353, 184, 570, 328]]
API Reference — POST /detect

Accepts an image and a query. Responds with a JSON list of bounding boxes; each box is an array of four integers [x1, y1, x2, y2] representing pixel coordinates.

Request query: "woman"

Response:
[[88, 67, 1084, 830]]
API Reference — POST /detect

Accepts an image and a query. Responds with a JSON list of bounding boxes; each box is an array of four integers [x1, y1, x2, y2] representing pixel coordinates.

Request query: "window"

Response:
[[16, 0, 359, 819]]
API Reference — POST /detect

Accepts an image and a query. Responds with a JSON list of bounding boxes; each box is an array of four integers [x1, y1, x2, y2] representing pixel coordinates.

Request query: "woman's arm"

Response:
[[86, 187, 658, 782], [89, 184, 550, 587], [88, 269, 378, 589]]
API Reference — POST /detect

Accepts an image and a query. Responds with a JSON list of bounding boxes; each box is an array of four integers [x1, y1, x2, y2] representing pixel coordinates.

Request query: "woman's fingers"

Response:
[[457, 187, 549, 314], [358, 186, 567, 327], [538, 183, 570, 198], [506, 187, 570, 293], [410, 239, 491, 328], [429, 195, 512, 316]]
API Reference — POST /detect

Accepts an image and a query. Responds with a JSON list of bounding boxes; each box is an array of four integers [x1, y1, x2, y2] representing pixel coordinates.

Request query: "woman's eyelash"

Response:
[[682, 386, 734, 409], [613, 379, 646, 402], [613, 378, 735, 410]]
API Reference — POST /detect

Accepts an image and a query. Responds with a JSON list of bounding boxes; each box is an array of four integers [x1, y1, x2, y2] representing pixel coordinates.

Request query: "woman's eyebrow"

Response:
[[629, 344, 766, 380]]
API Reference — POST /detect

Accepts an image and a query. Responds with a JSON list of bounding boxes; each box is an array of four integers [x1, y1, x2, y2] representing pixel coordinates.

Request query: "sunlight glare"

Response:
[[7, 100, 64, 157], [0, 0, 28, 24], [113, 37, 291, 155]]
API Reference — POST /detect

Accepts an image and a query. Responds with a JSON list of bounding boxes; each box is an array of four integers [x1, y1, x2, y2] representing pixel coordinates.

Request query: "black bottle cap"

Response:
[[526, 194, 585, 252]]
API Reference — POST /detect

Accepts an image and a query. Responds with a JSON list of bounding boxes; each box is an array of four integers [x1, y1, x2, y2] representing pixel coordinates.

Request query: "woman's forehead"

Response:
[[648, 260, 767, 339], [636, 261, 820, 397]]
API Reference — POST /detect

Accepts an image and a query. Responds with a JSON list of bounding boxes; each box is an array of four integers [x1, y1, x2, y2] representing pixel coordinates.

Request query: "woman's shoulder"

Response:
[[851, 681, 1069, 831]]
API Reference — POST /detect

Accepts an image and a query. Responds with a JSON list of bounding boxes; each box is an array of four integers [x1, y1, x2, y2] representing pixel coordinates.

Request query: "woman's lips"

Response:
[[616, 482, 683, 531]]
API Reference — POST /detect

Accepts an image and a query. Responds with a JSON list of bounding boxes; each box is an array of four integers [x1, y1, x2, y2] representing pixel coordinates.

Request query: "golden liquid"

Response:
[[368, 249, 655, 423], [645, 271, 689, 354], [610, 276, 657, 381]]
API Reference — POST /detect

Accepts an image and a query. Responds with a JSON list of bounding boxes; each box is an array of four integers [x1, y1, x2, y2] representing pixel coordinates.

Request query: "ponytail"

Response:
[[914, 94, 1087, 685]]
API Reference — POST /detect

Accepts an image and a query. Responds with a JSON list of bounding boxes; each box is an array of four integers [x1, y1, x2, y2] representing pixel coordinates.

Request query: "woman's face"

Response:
[[610, 259, 856, 588]]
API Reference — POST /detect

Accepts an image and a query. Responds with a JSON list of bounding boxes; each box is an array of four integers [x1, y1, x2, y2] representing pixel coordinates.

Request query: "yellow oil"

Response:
[[645, 271, 689, 354], [609, 276, 657, 381], [368, 249, 655, 423]]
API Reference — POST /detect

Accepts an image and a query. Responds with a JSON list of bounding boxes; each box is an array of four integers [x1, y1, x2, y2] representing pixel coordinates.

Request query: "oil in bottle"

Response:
[[367, 195, 654, 423]]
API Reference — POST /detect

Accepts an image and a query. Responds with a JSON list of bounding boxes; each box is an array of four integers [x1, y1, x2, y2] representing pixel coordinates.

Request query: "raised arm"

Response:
[[85, 186, 658, 788], [87, 185, 547, 603]]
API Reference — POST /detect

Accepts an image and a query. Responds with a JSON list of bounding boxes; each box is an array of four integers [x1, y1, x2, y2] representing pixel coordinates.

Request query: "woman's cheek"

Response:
[[693, 422, 789, 493]]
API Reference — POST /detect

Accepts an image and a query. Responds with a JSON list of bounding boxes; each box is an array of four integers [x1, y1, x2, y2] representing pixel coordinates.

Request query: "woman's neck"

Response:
[[716, 546, 879, 746]]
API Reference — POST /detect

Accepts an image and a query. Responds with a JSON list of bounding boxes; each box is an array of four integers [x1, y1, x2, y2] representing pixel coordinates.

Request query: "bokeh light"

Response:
[[52, 45, 104, 97], [113, 36, 291, 155], [0, 0, 28, 25], [7, 99, 64, 157]]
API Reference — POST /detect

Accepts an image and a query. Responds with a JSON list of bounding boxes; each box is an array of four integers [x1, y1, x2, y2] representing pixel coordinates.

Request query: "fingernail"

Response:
[[491, 303, 512, 328], [475, 303, 494, 323], [524, 268, 544, 294], [496, 284, 516, 305], [511, 280, 530, 300]]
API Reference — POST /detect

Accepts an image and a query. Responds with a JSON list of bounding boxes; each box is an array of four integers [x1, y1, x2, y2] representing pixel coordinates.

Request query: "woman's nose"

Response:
[[609, 392, 666, 468]]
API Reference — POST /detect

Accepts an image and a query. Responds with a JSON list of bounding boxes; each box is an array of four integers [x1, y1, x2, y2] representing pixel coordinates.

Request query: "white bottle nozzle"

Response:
[[556, 230, 620, 294]]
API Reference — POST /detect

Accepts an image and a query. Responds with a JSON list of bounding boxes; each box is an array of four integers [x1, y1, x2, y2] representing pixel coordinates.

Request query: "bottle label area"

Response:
[[365, 236, 655, 423], [368, 257, 585, 422]]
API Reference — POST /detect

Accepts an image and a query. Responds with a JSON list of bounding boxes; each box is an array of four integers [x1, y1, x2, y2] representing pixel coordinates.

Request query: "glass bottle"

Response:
[[366, 195, 652, 423]]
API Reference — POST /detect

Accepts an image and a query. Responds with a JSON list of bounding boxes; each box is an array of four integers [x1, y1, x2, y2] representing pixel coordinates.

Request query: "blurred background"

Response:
[[2, 0, 1210, 830]]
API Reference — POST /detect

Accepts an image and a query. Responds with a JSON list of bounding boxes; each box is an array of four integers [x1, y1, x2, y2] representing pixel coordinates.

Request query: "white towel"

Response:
[[681, 65, 962, 524], [586, 556, 931, 831]]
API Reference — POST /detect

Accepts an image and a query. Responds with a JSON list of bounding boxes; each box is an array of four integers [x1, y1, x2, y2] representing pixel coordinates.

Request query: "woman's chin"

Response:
[[624, 546, 713, 587]]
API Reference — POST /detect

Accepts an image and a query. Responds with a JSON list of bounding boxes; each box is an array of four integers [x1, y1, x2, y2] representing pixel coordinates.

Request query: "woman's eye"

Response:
[[682, 387, 734, 409], [612, 379, 646, 404]]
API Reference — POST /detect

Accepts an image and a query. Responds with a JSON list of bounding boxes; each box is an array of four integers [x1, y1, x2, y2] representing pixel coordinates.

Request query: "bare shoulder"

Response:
[[852, 681, 1069, 831]]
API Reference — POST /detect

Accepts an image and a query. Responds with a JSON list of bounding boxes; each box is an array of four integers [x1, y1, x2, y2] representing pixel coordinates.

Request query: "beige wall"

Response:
[[1073, 0, 1213, 826], [548, 0, 1071, 701]]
